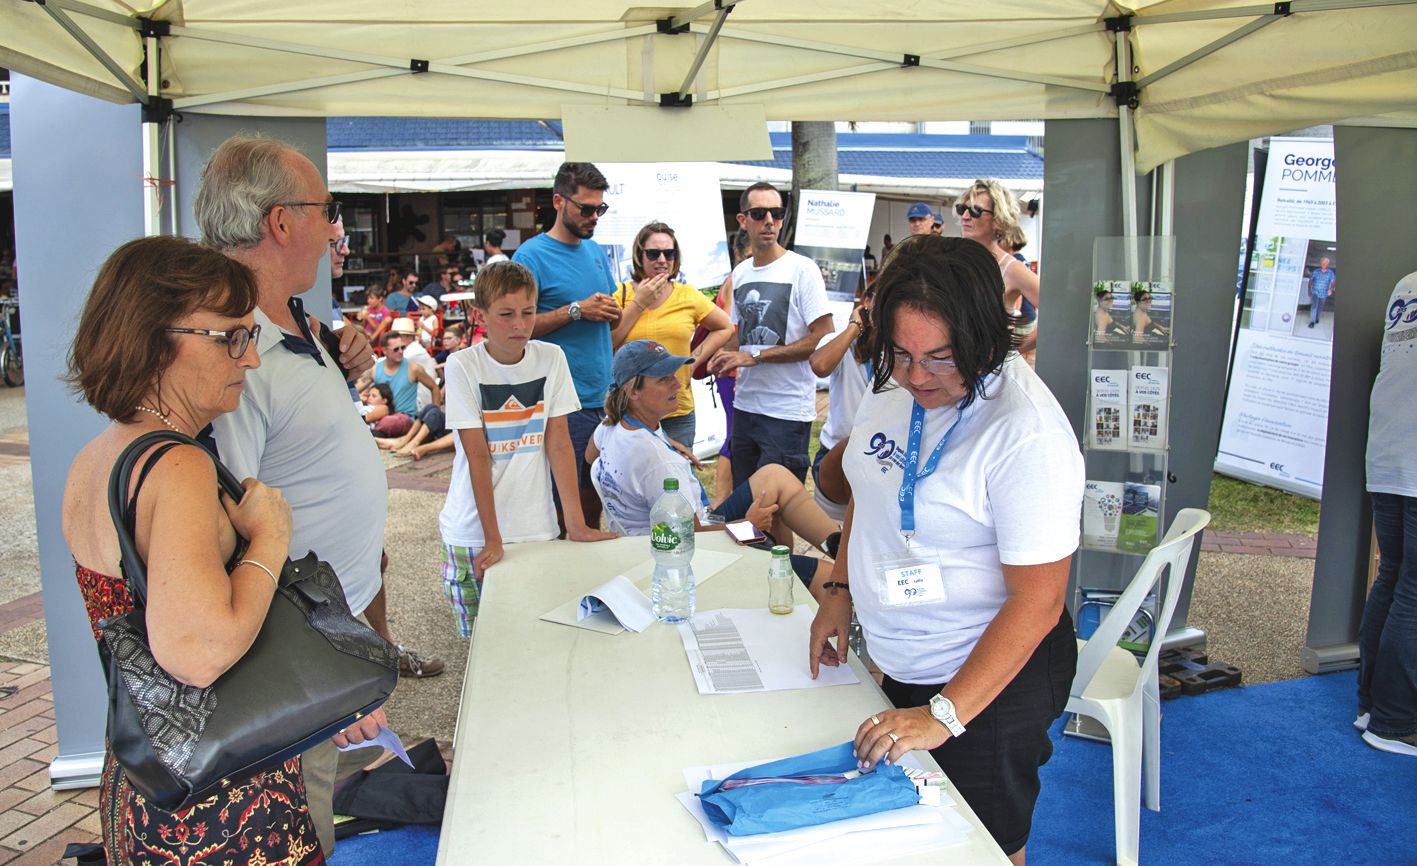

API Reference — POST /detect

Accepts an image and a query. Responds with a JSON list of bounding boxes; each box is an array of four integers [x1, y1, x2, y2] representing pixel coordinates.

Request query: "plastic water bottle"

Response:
[[650, 478, 696, 623]]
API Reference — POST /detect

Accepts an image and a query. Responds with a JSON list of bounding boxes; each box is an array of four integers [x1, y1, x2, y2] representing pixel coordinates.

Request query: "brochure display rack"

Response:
[[1076, 237, 1176, 644]]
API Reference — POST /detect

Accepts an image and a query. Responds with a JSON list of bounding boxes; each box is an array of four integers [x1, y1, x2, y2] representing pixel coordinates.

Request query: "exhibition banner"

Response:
[[792, 189, 876, 302], [1214, 137, 1337, 498], [596, 162, 733, 290]]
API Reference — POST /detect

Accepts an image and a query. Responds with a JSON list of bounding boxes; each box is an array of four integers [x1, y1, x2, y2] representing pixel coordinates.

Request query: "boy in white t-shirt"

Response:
[[438, 261, 616, 635]]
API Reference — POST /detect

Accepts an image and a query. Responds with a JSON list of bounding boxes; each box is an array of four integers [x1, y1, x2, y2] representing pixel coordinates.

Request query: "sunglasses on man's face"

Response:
[[954, 203, 994, 219], [564, 196, 610, 218], [743, 207, 786, 222], [642, 248, 677, 261]]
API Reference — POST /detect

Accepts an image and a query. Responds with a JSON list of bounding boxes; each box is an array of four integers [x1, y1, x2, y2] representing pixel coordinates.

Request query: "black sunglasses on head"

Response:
[[954, 203, 994, 218], [564, 196, 610, 218], [642, 248, 677, 260], [743, 207, 786, 222]]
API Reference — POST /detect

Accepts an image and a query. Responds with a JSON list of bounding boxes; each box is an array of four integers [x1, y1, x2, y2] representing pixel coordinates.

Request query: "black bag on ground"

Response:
[[333, 738, 449, 838], [98, 430, 400, 812]]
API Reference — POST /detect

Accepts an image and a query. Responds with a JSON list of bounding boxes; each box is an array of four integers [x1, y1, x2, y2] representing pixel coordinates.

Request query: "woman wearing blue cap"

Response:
[[586, 339, 840, 591]]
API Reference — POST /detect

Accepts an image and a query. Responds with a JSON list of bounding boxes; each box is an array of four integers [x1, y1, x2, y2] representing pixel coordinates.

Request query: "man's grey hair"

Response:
[[194, 135, 306, 251]]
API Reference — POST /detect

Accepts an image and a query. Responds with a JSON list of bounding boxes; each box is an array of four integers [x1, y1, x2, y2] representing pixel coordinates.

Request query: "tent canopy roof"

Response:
[[3, 0, 1416, 171]]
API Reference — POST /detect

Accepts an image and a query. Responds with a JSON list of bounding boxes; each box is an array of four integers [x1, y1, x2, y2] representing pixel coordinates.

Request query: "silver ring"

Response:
[[888, 732, 900, 743], [870, 715, 882, 726]]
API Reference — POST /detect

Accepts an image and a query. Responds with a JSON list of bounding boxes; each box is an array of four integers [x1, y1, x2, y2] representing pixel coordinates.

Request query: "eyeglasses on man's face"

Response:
[[954, 203, 994, 219], [270, 200, 341, 224], [564, 196, 610, 218], [166, 324, 262, 359], [331, 236, 350, 254], [891, 350, 958, 375], [642, 248, 677, 261], [743, 207, 786, 222]]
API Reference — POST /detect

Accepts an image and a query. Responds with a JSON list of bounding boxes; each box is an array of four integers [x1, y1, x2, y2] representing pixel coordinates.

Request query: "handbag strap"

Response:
[[106, 430, 248, 607]]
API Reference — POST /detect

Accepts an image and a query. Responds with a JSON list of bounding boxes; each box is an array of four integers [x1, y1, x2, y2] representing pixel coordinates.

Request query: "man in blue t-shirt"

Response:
[[512, 161, 621, 529]]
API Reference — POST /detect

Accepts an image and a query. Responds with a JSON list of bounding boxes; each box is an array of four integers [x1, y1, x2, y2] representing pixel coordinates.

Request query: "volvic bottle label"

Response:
[[651, 523, 681, 551]]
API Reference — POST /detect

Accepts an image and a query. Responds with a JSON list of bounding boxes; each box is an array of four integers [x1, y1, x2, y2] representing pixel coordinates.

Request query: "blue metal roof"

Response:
[[729, 131, 1043, 180], [327, 117, 562, 151], [0, 104, 10, 159]]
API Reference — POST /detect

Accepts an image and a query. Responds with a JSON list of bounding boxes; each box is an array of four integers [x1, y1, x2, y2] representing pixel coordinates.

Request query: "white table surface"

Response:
[[435, 533, 1009, 866]]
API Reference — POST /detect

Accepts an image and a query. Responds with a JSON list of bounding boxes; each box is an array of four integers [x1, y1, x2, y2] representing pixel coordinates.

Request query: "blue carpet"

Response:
[[331, 673, 1411, 865], [1033, 672, 1412, 865]]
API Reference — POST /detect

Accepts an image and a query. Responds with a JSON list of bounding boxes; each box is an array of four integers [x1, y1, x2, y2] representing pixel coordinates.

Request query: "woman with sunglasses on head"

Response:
[[61, 236, 327, 864], [955, 179, 1042, 358], [808, 235, 1083, 866], [609, 221, 733, 450]]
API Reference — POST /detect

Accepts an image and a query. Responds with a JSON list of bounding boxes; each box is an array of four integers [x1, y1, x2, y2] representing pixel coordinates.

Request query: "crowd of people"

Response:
[[61, 132, 1081, 866]]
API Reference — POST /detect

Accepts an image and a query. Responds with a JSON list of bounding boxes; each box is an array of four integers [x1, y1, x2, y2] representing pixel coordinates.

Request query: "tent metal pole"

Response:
[[676, 4, 732, 101], [1158, 159, 1176, 283], [930, 23, 1105, 61], [1135, 16, 1281, 90], [1140, 0, 1417, 26], [709, 63, 895, 100], [142, 33, 162, 237], [32, 0, 140, 29], [1116, 30, 1138, 243], [37, 2, 148, 103], [667, 0, 747, 32], [166, 117, 179, 237]]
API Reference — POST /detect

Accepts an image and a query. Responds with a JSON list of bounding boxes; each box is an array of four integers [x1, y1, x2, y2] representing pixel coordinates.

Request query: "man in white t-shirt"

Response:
[[708, 182, 834, 488]]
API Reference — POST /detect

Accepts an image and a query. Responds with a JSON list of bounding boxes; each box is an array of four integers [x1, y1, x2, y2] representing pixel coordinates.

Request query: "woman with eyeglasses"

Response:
[[808, 236, 1083, 865], [61, 236, 327, 864], [608, 221, 733, 450], [955, 179, 1042, 358]]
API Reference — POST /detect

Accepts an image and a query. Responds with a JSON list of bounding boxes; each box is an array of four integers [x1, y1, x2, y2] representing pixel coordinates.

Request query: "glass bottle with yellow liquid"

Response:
[[767, 545, 794, 615]]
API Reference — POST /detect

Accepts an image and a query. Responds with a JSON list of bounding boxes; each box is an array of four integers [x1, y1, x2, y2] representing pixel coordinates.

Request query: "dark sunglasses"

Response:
[[564, 196, 610, 218], [272, 200, 342, 223], [166, 324, 261, 359], [642, 248, 677, 261], [743, 207, 786, 222], [954, 203, 994, 218]]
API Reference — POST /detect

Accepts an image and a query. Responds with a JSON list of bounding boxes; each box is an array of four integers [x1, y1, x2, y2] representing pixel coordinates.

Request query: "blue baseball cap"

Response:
[[907, 202, 933, 220], [611, 340, 693, 387]]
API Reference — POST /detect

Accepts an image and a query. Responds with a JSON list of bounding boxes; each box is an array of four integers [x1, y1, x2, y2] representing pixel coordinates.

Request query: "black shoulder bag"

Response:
[[98, 430, 399, 812]]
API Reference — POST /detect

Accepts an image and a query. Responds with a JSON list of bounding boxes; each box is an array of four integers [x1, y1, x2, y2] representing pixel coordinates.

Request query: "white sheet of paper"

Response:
[[574, 574, 656, 632], [676, 606, 860, 694], [334, 723, 413, 767], [677, 754, 971, 865], [540, 548, 742, 635]]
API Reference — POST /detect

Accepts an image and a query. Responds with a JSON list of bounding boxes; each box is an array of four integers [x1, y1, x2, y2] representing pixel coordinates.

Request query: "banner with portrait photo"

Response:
[[792, 189, 876, 302], [1215, 137, 1337, 498]]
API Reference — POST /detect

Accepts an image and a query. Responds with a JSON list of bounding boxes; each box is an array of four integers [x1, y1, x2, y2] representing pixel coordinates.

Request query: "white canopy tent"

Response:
[[3, 0, 1415, 175]]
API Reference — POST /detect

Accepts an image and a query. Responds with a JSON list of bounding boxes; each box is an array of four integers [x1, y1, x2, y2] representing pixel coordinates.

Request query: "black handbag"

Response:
[[97, 430, 400, 812]]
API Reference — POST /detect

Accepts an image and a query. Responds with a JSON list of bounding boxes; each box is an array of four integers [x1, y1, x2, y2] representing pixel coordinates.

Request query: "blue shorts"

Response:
[[564, 407, 605, 487]]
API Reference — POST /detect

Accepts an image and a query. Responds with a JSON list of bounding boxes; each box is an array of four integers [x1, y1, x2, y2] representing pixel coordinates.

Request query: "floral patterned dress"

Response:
[[76, 562, 326, 866]]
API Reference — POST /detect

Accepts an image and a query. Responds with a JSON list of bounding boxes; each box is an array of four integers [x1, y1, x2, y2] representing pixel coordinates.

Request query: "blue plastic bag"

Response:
[[698, 742, 920, 836]]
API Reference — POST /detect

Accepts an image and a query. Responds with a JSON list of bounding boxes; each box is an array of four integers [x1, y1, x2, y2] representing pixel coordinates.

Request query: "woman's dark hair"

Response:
[[630, 222, 680, 282], [868, 235, 1017, 409], [729, 229, 751, 265], [67, 235, 258, 421], [370, 381, 394, 404], [851, 282, 876, 366]]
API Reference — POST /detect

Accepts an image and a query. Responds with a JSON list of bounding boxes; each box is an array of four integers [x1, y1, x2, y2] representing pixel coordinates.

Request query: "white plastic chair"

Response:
[[1066, 507, 1211, 866]]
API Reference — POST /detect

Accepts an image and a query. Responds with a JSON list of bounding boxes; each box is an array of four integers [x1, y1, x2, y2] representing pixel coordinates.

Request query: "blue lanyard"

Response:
[[897, 401, 964, 538], [623, 417, 710, 509]]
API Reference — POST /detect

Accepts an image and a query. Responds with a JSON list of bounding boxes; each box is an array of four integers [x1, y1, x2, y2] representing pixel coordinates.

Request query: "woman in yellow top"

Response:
[[611, 221, 733, 449]]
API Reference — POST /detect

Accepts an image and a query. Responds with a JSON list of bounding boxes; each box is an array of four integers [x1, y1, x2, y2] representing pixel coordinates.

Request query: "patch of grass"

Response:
[[1206, 473, 1320, 536]]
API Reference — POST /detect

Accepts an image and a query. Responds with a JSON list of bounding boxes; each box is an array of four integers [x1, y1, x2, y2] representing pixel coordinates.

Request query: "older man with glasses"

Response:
[[194, 134, 440, 859], [708, 181, 835, 488], [512, 161, 622, 531]]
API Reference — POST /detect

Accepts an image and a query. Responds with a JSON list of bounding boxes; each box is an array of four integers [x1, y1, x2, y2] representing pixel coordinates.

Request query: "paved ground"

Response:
[[0, 383, 1324, 859]]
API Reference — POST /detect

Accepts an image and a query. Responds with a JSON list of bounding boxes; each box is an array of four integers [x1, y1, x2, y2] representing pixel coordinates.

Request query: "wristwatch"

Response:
[[928, 694, 966, 737], [749, 348, 762, 363], [567, 301, 583, 321]]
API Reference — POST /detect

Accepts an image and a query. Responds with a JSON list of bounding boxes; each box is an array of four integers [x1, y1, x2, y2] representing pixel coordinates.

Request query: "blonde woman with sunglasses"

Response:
[[955, 179, 1041, 357]]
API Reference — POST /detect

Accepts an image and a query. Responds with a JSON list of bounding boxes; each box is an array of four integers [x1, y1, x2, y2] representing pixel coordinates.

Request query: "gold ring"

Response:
[[888, 732, 900, 743], [870, 715, 882, 726]]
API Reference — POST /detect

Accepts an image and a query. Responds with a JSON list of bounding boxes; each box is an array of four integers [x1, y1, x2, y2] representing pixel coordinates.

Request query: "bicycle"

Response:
[[0, 298, 22, 387]]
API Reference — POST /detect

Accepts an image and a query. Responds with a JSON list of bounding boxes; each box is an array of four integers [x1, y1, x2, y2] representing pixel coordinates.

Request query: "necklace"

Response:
[[135, 405, 186, 435]]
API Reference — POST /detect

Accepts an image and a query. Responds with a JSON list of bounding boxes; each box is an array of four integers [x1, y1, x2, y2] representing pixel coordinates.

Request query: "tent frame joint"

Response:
[[657, 17, 691, 35], [1273, 1, 1292, 15], [660, 92, 693, 107], [902, 53, 921, 67], [141, 95, 175, 124], [410, 58, 430, 73], [1104, 15, 1133, 32], [138, 17, 169, 39], [1111, 80, 1139, 109]]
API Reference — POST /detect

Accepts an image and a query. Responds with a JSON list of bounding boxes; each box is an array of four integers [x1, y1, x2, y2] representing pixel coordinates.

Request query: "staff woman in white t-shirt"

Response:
[[808, 235, 1084, 864]]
